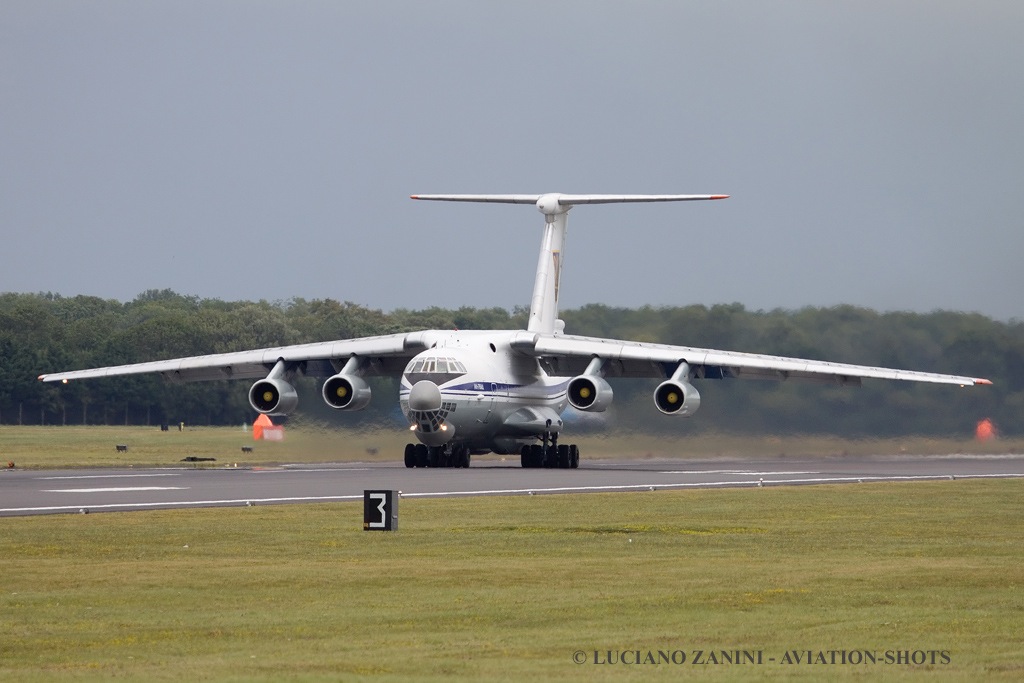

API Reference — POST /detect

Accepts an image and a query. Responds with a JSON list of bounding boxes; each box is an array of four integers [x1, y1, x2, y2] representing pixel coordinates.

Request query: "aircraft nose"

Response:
[[408, 380, 442, 411]]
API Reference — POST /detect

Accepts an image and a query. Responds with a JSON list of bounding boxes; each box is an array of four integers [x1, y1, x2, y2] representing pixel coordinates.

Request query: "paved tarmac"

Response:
[[2, 454, 1023, 517]]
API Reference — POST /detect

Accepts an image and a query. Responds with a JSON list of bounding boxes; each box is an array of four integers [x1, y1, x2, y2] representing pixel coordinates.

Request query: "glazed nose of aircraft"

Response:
[[408, 380, 442, 411]]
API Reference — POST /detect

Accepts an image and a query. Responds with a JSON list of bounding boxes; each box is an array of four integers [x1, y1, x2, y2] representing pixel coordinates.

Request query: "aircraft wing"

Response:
[[38, 331, 439, 384], [518, 333, 991, 387]]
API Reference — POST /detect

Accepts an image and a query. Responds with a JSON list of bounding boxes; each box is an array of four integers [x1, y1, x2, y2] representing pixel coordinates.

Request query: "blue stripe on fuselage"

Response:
[[400, 379, 568, 399]]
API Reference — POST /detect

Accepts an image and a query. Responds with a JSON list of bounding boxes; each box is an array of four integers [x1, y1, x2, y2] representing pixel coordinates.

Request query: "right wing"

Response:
[[517, 332, 992, 387], [37, 331, 443, 384]]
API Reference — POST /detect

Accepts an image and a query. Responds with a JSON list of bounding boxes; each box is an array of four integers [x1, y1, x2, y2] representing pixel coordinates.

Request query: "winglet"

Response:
[[975, 378, 993, 385]]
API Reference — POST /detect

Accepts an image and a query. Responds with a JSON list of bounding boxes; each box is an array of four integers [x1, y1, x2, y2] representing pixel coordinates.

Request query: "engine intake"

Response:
[[322, 374, 372, 411], [249, 377, 299, 415], [567, 375, 613, 412], [654, 379, 701, 416]]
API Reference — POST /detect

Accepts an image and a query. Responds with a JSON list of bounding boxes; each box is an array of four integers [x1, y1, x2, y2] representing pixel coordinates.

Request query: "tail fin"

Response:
[[411, 193, 728, 334]]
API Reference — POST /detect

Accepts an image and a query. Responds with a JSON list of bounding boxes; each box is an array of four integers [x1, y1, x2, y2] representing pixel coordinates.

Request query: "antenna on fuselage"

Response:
[[410, 193, 728, 334]]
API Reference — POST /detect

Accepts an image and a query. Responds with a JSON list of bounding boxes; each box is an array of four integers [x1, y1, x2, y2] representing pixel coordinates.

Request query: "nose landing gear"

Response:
[[404, 443, 471, 468]]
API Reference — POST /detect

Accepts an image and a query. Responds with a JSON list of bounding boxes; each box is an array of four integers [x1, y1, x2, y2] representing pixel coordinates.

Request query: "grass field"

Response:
[[2, 479, 1023, 681], [1, 425, 1021, 469]]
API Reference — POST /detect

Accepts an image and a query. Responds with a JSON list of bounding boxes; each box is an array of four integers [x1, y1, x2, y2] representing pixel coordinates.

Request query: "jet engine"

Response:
[[322, 374, 372, 411], [653, 379, 701, 416], [249, 377, 299, 415], [567, 375, 613, 412]]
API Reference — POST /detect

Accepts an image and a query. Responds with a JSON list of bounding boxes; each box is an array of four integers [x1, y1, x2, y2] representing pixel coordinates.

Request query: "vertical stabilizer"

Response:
[[410, 193, 728, 336], [528, 195, 571, 334]]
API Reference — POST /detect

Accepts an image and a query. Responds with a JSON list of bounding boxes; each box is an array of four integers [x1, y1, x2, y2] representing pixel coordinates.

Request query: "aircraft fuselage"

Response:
[[398, 330, 569, 455]]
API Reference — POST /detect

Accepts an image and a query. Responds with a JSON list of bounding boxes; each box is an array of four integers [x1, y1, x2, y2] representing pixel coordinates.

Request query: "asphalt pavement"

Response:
[[3, 454, 1023, 517]]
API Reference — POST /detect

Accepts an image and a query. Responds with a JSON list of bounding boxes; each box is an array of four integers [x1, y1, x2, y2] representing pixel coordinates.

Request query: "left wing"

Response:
[[517, 333, 991, 387], [38, 331, 442, 384]]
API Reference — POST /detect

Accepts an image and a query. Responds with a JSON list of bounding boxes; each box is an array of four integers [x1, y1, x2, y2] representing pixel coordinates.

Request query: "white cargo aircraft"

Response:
[[39, 193, 991, 469]]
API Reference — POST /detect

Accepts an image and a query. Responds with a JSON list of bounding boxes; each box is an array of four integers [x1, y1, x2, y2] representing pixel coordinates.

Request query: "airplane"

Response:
[[38, 193, 992, 469]]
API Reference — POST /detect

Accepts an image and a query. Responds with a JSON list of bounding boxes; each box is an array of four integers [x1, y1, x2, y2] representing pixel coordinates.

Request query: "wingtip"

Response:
[[711, 194, 730, 200], [975, 378, 993, 386]]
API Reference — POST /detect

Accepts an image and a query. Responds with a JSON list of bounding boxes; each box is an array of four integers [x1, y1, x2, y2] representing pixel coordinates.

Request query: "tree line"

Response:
[[1, 289, 1020, 437]]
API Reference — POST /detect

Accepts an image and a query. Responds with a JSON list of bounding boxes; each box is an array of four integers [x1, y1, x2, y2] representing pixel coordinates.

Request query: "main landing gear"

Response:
[[404, 443, 471, 469], [520, 433, 579, 469]]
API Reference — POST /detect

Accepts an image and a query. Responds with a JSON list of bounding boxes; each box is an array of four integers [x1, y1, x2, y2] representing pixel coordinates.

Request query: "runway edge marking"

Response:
[[4, 473, 1022, 515]]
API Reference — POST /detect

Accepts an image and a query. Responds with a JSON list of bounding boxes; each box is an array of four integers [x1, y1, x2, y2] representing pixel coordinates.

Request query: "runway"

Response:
[[3, 454, 1023, 517]]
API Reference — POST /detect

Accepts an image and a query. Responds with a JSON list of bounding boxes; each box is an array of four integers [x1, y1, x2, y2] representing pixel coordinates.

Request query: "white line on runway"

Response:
[[43, 487, 188, 493], [37, 474, 182, 480], [2, 495, 360, 514], [660, 470, 820, 475], [402, 473, 1024, 497]]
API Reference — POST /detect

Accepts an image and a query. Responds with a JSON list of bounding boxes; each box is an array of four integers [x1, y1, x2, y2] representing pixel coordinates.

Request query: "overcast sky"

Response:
[[2, 1, 1022, 321]]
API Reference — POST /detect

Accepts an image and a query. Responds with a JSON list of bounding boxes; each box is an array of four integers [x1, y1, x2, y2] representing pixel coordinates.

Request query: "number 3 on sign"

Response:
[[363, 490, 398, 531], [369, 493, 387, 528]]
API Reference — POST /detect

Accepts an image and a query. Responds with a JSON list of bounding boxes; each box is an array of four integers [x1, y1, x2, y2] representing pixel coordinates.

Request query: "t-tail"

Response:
[[410, 193, 728, 334]]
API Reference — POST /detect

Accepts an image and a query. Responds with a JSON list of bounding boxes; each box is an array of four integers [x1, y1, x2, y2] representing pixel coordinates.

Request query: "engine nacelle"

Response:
[[654, 379, 701, 417], [249, 377, 299, 415], [321, 374, 372, 411], [567, 375, 613, 412]]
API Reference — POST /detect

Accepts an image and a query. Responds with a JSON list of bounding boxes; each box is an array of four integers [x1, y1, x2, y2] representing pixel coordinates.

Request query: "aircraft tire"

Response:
[[404, 443, 416, 468], [570, 444, 580, 469], [521, 444, 542, 468], [557, 444, 570, 468], [415, 444, 429, 468]]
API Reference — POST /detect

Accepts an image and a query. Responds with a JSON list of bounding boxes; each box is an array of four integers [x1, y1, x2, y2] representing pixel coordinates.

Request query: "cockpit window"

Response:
[[404, 356, 467, 376]]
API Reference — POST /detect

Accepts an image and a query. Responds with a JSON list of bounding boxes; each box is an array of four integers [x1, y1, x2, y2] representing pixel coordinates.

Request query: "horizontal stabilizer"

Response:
[[411, 193, 728, 207]]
